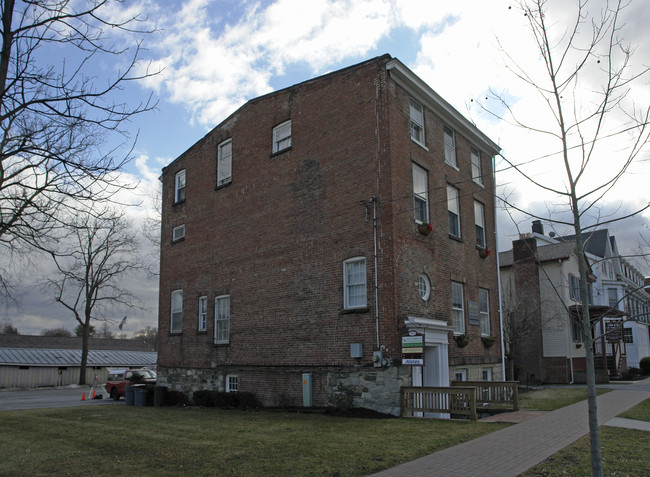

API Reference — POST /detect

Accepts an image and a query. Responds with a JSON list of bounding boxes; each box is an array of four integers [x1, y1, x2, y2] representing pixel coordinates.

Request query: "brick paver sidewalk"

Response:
[[370, 379, 650, 477]]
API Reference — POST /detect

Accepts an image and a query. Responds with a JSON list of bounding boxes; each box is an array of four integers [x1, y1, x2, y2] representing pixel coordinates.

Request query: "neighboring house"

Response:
[[499, 222, 642, 384], [157, 55, 502, 415], [0, 335, 156, 388]]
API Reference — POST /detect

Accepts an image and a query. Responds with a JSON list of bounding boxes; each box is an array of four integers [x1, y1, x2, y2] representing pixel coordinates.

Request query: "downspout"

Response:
[[560, 258, 575, 383], [493, 156, 506, 379], [370, 196, 380, 350]]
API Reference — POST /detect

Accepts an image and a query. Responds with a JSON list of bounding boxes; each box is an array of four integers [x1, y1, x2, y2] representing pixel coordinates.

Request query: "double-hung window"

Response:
[[214, 295, 230, 344], [217, 139, 232, 186], [412, 164, 429, 223], [452, 282, 465, 334], [569, 274, 581, 302], [226, 374, 239, 392], [479, 288, 490, 336], [474, 200, 486, 248], [273, 120, 291, 153], [608, 288, 618, 309], [174, 170, 186, 203], [409, 98, 424, 144], [447, 185, 461, 237], [343, 257, 367, 309], [444, 125, 456, 167], [198, 296, 207, 332], [170, 290, 183, 333], [471, 146, 483, 184]]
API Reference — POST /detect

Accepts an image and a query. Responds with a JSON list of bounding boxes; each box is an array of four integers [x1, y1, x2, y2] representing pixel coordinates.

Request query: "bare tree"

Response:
[[134, 325, 157, 351], [0, 0, 158, 295], [484, 1, 650, 474], [46, 207, 142, 384]]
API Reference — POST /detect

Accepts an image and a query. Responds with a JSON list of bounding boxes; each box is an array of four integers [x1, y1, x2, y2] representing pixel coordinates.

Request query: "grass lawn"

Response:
[[522, 399, 650, 476], [0, 406, 507, 476], [519, 386, 610, 411]]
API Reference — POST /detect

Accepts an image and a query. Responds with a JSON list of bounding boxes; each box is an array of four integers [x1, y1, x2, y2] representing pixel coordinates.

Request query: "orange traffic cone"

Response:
[[81, 391, 86, 401], [91, 389, 96, 399]]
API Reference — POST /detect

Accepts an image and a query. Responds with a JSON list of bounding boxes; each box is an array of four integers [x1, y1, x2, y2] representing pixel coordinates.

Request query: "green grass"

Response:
[[519, 387, 610, 411], [0, 406, 507, 477], [619, 398, 650, 422], [523, 399, 650, 476]]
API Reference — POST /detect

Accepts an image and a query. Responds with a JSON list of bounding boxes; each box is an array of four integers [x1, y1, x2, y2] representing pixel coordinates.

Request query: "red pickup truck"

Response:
[[105, 368, 157, 400]]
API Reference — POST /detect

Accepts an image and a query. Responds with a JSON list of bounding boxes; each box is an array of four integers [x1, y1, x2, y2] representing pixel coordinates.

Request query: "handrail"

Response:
[[451, 380, 519, 411], [401, 386, 477, 420]]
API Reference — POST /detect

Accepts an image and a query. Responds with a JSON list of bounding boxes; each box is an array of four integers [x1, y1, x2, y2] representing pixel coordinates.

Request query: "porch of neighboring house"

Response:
[[569, 305, 628, 383]]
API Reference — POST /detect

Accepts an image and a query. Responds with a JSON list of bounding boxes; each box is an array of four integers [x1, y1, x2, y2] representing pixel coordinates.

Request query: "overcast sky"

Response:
[[4, 0, 649, 335]]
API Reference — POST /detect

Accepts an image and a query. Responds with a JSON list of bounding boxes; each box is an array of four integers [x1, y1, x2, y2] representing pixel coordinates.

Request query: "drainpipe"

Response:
[[493, 156, 506, 379], [370, 196, 380, 350]]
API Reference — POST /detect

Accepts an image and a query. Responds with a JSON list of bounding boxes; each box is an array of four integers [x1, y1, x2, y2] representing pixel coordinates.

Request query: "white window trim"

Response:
[[217, 138, 233, 187], [343, 257, 367, 309], [454, 369, 467, 381], [226, 374, 239, 392], [447, 185, 461, 238], [444, 125, 457, 167], [172, 224, 185, 242], [452, 282, 465, 335], [412, 163, 429, 224], [198, 296, 207, 332], [272, 120, 292, 153], [474, 201, 486, 249], [418, 274, 431, 301], [174, 170, 186, 203], [471, 146, 483, 185], [214, 295, 230, 344], [171, 289, 183, 334], [479, 288, 490, 336], [409, 98, 425, 146]]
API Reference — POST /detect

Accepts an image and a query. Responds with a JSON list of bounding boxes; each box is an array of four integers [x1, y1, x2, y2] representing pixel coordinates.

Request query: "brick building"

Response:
[[157, 55, 502, 415]]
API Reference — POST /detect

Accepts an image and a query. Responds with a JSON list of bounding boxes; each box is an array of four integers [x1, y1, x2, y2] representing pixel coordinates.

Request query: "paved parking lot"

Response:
[[0, 386, 120, 411]]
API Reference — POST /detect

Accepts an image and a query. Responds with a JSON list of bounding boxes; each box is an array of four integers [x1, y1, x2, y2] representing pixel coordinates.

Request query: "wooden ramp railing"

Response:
[[401, 386, 478, 420], [451, 381, 519, 412], [401, 381, 519, 420]]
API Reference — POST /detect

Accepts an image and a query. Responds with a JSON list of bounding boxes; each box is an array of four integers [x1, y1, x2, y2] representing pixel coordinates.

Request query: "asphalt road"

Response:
[[0, 386, 122, 411]]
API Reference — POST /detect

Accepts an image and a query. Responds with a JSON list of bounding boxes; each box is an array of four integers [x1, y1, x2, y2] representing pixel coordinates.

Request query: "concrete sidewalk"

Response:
[[370, 378, 650, 477]]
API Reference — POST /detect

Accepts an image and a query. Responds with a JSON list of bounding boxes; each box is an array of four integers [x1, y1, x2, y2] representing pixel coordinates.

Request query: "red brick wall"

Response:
[[157, 56, 502, 397]]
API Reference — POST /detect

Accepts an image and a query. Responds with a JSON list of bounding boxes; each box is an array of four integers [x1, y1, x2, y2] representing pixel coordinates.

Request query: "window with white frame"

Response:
[[226, 374, 239, 392], [623, 327, 633, 343], [479, 288, 490, 336], [474, 200, 485, 248], [412, 163, 429, 223], [170, 290, 183, 333], [444, 125, 456, 167], [409, 98, 424, 144], [272, 120, 291, 153], [418, 274, 431, 301], [482, 368, 492, 381], [471, 146, 483, 184], [447, 185, 460, 237], [172, 224, 185, 242], [174, 170, 186, 203], [454, 369, 467, 381], [343, 257, 367, 309], [452, 282, 465, 334], [217, 139, 232, 187], [198, 296, 207, 331], [608, 288, 618, 309], [214, 295, 230, 344], [569, 274, 581, 302]]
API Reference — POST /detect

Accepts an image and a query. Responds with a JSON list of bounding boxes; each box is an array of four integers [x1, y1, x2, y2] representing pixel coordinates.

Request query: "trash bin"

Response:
[[134, 385, 147, 407], [124, 385, 134, 406], [154, 386, 167, 407]]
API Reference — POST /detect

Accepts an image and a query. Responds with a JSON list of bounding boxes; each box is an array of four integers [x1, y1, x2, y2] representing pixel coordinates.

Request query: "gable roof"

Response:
[[0, 335, 153, 351], [558, 229, 610, 258]]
